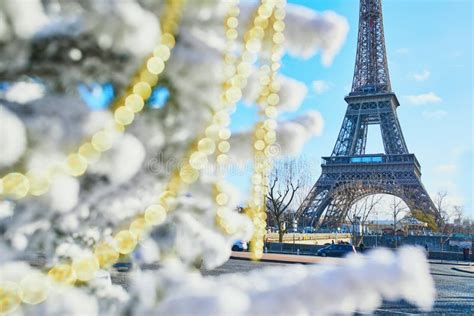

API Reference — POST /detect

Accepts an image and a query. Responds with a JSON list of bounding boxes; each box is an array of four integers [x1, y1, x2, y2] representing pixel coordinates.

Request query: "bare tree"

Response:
[[452, 205, 463, 227], [346, 194, 383, 245], [266, 159, 310, 242], [388, 197, 408, 247], [433, 191, 452, 233]]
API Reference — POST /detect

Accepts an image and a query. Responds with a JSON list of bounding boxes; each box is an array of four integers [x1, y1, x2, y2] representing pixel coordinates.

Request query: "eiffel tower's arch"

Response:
[[307, 175, 434, 229]]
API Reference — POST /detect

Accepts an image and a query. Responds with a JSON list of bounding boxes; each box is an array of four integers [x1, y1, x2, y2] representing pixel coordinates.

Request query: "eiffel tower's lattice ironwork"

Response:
[[298, 0, 439, 229]]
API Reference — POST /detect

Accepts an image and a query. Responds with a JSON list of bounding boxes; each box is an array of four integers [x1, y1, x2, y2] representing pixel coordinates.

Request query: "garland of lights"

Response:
[[0, 0, 287, 313], [0, 0, 185, 202], [0, 1, 186, 313], [246, 5, 285, 260]]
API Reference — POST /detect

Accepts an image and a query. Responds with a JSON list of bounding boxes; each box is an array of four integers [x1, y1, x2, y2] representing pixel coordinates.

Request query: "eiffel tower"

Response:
[[298, 0, 439, 229]]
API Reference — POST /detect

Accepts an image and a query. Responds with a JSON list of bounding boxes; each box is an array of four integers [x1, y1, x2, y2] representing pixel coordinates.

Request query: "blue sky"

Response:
[[229, 0, 473, 218]]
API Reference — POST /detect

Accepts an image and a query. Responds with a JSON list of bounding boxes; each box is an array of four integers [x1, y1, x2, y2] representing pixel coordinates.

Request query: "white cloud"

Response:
[[410, 70, 431, 82], [312, 80, 330, 94], [404, 92, 442, 106], [422, 109, 447, 120]]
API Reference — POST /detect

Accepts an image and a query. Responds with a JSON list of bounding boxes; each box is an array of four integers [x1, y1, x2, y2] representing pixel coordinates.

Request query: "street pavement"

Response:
[[112, 257, 473, 314], [202, 259, 474, 315]]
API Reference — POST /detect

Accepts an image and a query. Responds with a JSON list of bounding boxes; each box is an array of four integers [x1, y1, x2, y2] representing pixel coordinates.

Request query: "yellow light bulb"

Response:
[[267, 93, 280, 106], [125, 94, 145, 113], [179, 163, 199, 184], [226, 29, 238, 40], [254, 140, 266, 151], [91, 130, 113, 152], [79, 143, 101, 164], [218, 141, 230, 153], [205, 124, 220, 140], [245, 39, 261, 53], [264, 119, 277, 130], [19, 273, 50, 305], [114, 230, 137, 255], [145, 204, 167, 226], [129, 217, 149, 240], [0, 281, 21, 314], [72, 254, 100, 282], [147, 57, 165, 75], [66, 153, 88, 177], [153, 45, 171, 61], [255, 128, 265, 139], [161, 33, 176, 48], [48, 264, 77, 285], [133, 81, 152, 99], [94, 242, 119, 268], [270, 81, 281, 93], [2, 173, 29, 199], [139, 69, 158, 86], [226, 16, 239, 28], [257, 3, 273, 18], [274, 8, 286, 20], [114, 106, 135, 125], [273, 32, 285, 44], [216, 193, 229, 206], [264, 131, 277, 144], [273, 20, 285, 32], [189, 151, 208, 170], [198, 138, 216, 155], [26, 169, 51, 196], [250, 27, 265, 39], [254, 16, 269, 29], [265, 106, 278, 118], [214, 111, 231, 127], [218, 129, 231, 140], [216, 154, 228, 165]]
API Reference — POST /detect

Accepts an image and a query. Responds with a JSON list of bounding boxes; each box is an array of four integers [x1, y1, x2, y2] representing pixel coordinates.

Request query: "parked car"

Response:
[[232, 240, 248, 252], [317, 244, 356, 257], [302, 227, 316, 233]]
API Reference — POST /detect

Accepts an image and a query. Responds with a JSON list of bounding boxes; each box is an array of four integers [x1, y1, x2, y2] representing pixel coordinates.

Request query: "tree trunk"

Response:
[[278, 224, 284, 243]]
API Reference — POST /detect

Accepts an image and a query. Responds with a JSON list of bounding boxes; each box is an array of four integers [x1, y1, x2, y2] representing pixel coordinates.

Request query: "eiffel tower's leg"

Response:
[[332, 115, 358, 157], [379, 109, 409, 155], [399, 182, 438, 222], [298, 183, 331, 227]]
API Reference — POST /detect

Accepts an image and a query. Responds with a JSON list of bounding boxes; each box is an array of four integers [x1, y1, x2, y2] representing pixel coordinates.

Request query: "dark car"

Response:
[[317, 244, 356, 257]]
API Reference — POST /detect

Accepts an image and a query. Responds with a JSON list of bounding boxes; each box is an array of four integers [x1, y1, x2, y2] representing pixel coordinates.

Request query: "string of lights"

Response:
[[246, 2, 286, 260], [0, 0, 185, 202]]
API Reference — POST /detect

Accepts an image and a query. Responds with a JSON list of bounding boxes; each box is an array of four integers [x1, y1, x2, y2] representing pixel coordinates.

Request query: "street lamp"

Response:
[[375, 211, 379, 248], [292, 216, 297, 253]]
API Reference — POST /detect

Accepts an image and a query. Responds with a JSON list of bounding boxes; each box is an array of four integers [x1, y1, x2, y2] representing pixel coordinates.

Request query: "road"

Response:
[[112, 259, 473, 314], [202, 259, 474, 315]]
